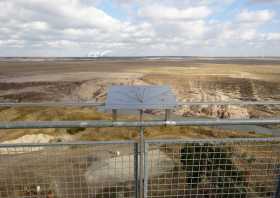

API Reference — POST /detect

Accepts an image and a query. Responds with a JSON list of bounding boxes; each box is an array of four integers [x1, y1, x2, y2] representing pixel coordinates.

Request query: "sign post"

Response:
[[105, 85, 177, 197]]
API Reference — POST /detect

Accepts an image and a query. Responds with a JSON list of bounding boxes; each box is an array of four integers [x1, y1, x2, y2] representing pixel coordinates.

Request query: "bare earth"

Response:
[[0, 58, 279, 198], [0, 58, 280, 114], [0, 57, 280, 142]]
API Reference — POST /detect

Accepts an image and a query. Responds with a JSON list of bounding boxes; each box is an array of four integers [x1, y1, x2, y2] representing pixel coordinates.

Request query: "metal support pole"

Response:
[[144, 142, 149, 198], [134, 143, 139, 198], [112, 109, 117, 121], [275, 167, 280, 198], [165, 109, 171, 121], [271, 121, 280, 188], [139, 109, 144, 198]]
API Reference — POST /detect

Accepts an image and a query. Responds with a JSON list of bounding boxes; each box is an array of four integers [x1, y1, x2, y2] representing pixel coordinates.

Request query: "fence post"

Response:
[[144, 142, 149, 198], [272, 129, 280, 198], [275, 165, 280, 198], [139, 110, 145, 198], [134, 143, 139, 198]]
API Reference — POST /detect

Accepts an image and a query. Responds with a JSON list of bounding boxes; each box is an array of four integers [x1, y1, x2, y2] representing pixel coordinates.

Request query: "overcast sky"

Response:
[[0, 0, 280, 57]]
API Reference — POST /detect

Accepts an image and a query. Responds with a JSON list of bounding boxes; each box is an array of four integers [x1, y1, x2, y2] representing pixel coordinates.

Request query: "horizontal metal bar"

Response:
[[145, 137, 280, 144], [0, 140, 136, 148], [0, 119, 279, 129], [178, 101, 280, 106], [0, 101, 104, 107], [0, 101, 280, 107]]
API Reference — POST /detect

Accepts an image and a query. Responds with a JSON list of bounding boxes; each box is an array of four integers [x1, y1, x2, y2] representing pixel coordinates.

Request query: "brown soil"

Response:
[[0, 58, 279, 141]]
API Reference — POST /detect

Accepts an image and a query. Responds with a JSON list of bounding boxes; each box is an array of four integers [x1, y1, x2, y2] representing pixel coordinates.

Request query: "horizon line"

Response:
[[1, 56, 280, 58]]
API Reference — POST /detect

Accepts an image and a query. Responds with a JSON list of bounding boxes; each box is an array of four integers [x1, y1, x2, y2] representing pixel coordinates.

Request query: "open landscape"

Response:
[[0, 57, 280, 143], [1, 0, 280, 197], [0, 58, 280, 198]]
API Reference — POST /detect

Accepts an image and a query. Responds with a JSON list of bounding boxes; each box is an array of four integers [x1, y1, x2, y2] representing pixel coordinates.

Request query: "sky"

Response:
[[0, 0, 280, 57]]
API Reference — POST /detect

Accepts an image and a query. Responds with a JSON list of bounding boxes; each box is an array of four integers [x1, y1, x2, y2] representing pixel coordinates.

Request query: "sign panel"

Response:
[[105, 85, 177, 110]]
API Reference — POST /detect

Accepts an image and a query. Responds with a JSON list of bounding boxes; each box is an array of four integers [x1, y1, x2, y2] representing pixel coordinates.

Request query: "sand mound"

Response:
[[0, 134, 55, 154], [85, 149, 175, 186], [2, 134, 54, 144]]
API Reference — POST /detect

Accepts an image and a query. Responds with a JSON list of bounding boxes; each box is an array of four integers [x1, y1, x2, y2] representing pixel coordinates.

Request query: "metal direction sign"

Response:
[[105, 85, 177, 110]]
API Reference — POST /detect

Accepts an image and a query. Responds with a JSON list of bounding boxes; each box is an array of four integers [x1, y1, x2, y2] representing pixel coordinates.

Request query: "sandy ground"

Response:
[[1, 58, 279, 115], [0, 57, 280, 143], [0, 58, 279, 197], [0, 58, 280, 99]]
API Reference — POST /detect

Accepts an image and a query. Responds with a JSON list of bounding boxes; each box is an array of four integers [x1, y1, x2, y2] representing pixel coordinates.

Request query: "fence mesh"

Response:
[[145, 138, 280, 198], [0, 142, 136, 198], [1, 138, 280, 198]]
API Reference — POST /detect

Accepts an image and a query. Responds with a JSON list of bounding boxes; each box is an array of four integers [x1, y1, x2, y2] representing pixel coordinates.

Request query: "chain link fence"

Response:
[[0, 138, 280, 197], [0, 141, 137, 198], [145, 138, 280, 198]]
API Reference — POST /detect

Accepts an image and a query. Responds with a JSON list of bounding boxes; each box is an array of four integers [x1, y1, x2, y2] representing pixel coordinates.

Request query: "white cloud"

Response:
[[237, 9, 274, 24], [139, 5, 211, 20], [179, 20, 208, 38], [0, 39, 25, 48], [240, 29, 257, 41], [46, 40, 80, 48], [87, 50, 112, 57], [266, 33, 280, 40], [12, 0, 122, 31], [249, 0, 280, 4], [22, 21, 50, 31], [0, 0, 279, 56]]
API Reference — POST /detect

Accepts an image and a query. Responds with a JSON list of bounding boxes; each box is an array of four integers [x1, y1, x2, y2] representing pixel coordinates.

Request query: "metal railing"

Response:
[[0, 119, 280, 129], [1, 101, 280, 197], [1, 101, 280, 107]]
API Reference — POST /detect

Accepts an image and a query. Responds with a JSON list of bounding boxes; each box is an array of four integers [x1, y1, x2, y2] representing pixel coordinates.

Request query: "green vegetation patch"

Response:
[[180, 143, 247, 197]]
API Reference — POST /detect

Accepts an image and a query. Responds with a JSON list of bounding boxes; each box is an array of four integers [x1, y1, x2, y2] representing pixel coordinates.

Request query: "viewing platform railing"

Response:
[[0, 101, 280, 198]]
